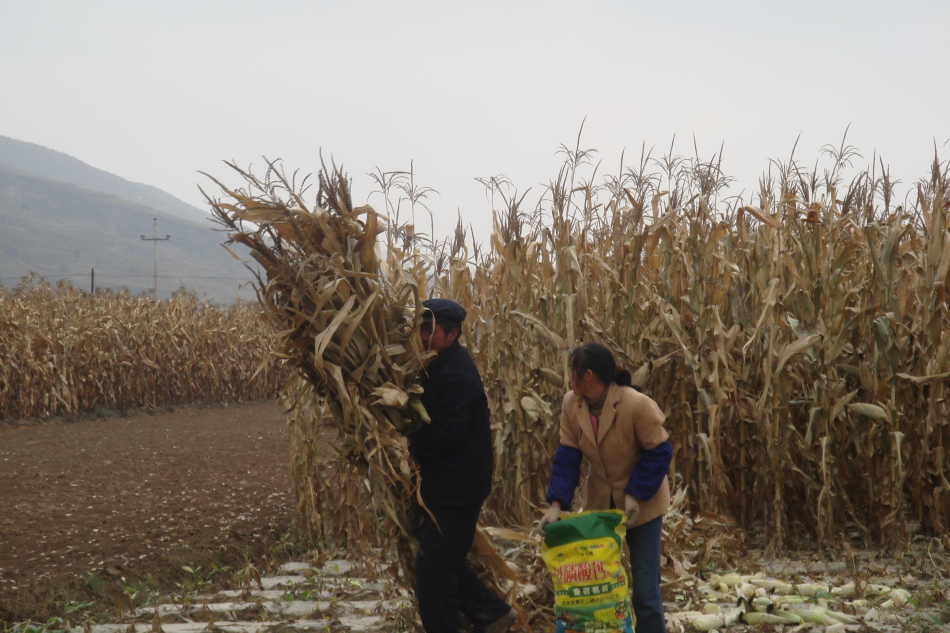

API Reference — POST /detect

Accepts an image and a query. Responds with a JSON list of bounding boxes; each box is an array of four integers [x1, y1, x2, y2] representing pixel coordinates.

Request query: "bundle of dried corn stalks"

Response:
[[204, 161, 520, 604]]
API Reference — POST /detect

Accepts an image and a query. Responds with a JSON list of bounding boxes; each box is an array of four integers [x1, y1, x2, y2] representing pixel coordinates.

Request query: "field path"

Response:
[[0, 401, 295, 621]]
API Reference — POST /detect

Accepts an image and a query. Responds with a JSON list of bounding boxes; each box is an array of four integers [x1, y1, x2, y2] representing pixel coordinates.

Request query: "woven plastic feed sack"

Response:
[[541, 510, 633, 633]]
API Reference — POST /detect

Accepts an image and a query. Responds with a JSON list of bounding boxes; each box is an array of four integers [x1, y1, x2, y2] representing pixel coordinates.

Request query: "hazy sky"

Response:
[[2, 0, 948, 244]]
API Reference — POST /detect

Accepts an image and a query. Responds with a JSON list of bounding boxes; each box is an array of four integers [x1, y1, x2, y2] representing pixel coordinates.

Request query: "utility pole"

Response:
[[140, 218, 170, 296]]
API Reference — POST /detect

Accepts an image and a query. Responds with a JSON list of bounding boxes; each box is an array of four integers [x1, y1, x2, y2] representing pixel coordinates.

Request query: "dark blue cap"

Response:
[[422, 298, 467, 323]]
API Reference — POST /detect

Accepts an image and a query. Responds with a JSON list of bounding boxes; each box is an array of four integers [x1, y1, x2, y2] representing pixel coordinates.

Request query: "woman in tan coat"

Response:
[[540, 343, 672, 633]]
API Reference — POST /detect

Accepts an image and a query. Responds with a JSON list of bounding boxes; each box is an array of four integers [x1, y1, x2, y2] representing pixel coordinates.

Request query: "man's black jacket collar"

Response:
[[424, 340, 463, 378]]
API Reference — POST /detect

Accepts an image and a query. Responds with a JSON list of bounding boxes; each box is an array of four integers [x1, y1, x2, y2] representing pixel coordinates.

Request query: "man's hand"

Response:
[[536, 503, 562, 535], [623, 494, 640, 528]]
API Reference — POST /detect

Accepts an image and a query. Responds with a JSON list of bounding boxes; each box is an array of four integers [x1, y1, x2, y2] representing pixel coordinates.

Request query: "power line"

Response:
[[97, 274, 255, 280], [0, 273, 254, 281], [0, 273, 258, 294]]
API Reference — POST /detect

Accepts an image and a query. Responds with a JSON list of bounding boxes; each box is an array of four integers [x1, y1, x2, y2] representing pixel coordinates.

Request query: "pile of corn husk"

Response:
[[662, 487, 746, 582], [667, 571, 916, 631], [204, 160, 522, 607]]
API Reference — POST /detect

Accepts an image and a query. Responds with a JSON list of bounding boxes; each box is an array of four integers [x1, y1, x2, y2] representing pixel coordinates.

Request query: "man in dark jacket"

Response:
[[407, 298, 516, 633]]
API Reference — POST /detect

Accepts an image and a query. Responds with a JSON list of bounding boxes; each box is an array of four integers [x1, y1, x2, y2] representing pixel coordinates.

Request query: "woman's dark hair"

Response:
[[569, 343, 633, 388]]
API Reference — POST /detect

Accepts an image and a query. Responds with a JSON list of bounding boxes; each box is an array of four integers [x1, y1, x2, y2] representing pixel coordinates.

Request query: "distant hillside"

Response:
[[0, 166, 258, 304], [0, 135, 208, 224]]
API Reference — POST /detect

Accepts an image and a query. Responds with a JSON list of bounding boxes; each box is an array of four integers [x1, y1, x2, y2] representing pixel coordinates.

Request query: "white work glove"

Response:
[[623, 494, 640, 528], [536, 503, 562, 535]]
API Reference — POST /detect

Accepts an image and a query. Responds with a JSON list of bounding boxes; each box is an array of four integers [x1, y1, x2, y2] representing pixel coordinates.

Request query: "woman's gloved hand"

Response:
[[623, 494, 640, 528], [536, 503, 562, 535]]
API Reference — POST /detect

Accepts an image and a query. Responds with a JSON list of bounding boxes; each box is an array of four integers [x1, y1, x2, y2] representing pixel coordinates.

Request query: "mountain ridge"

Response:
[[0, 137, 257, 304], [0, 135, 209, 225]]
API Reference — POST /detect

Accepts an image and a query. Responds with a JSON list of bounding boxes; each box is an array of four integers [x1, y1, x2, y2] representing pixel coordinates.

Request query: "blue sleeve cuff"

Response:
[[625, 440, 672, 500], [546, 445, 582, 511]]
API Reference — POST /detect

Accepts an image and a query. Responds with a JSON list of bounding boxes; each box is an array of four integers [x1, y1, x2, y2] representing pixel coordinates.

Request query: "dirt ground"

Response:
[[5, 402, 950, 631], [0, 400, 302, 624]]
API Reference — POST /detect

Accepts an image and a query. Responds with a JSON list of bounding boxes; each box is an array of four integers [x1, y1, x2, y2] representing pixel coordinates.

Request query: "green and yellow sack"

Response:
[[542, 510, 633, 633]]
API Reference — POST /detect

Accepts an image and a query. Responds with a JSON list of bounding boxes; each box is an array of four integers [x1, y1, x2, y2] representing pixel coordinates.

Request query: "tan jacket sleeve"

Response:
[[558, 393, 581, 449], [632, 394, 668, 450]]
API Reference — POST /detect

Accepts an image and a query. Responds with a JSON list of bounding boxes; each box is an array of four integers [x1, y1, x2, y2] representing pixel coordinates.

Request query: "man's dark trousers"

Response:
[[415, 501, 510, 633]]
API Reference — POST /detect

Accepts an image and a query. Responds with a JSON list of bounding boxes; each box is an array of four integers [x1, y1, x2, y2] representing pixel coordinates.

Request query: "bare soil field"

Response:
[[0, 401, 304, 625], [4, 401, 950, 631]]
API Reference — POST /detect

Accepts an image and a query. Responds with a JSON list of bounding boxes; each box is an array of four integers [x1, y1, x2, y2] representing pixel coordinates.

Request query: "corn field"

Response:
[[458, 144, 950, 552], [0, 278, 284, 420], [206, 137, 950, 565], [465, 143, 950, 552]]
